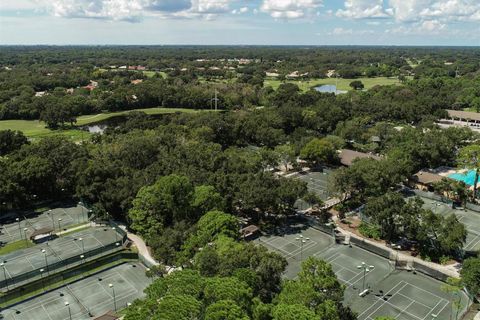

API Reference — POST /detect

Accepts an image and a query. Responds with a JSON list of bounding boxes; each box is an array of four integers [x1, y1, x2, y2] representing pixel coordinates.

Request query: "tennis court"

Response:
[[0, 262, 150, 320], [0, 204, 88, 245], [296, 169, 334, 201], [414, 196, 480, 252], [258, 225, 469, 320], [0, 227, 123, 290], [257, 225, 334, 279], [354, 271, 467, 320]]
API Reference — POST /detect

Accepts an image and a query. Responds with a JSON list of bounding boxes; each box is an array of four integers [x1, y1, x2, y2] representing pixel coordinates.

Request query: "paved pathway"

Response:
[[334, 220, 461, 278]]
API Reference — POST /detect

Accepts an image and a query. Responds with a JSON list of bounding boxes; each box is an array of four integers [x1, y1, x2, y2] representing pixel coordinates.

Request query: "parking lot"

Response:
[[257, 225, 469, 320], [0, 262, 150, 320]]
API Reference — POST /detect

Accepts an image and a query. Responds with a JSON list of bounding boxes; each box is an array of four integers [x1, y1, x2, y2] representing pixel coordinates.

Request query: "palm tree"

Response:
[[458, 145, 480, 201]]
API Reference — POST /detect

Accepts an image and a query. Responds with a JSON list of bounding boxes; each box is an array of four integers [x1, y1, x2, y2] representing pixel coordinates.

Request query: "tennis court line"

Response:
[[357, 281, 407, 319], [260, 236, 318, 260], [359, 281, 449, 320]]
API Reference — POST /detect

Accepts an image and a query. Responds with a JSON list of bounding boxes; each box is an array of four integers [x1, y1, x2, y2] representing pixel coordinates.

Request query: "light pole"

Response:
[[295, 235, 310, 260], [42, 249, 49, 275], [431, 202, 441, 214], [23, 228, 29, 246], [58, 218, 62, 232], [48, 209, 55, 230], [79, 237, 85, 254], [1, 262, 9, 291], [65, 301, 72, 320], [109, 283, 117, 311], [357, 262, 375, 292], [78, 201, 84, 223], [112, 227, 118, 243], [16, 218, 22, 240], [40, 268, 45, 292]]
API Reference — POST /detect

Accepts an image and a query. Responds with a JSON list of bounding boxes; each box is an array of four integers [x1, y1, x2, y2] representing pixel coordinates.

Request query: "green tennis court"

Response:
[[258, 224, 469, 320], [0, 262, 150, 320]]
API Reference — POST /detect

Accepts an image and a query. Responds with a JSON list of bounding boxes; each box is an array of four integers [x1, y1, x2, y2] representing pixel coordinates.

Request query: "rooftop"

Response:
[[338, 149, 381, 167], [446, 110, 480, 122]]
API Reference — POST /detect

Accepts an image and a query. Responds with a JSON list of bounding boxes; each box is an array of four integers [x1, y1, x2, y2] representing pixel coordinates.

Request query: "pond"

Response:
[[314, 84, 347, 95]]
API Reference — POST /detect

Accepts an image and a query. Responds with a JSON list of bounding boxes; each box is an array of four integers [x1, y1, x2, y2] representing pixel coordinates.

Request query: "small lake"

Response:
[[85, 124, 108, 134], [314, 84, 347, 95]]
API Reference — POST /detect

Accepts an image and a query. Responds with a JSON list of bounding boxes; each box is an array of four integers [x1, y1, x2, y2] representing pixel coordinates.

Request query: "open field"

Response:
[[0, 107, 202, 141], [257, 223, 469, 320], [0, 262, 150, 320], [264, 77, 403, 91]]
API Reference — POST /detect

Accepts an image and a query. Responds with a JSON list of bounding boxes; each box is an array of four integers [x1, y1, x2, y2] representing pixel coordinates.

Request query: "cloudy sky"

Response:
[[1, 0, 479, 45]]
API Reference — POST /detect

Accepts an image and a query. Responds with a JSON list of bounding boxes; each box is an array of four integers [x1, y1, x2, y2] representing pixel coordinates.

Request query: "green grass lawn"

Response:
[[75, 107, 199, 125], [264, 77, 403, 91], [0, 107, 202, 141], [0, 239, 31, 255]]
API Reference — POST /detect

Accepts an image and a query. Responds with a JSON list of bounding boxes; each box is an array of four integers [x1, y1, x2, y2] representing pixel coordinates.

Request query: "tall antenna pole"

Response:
[[335, 73, 338, 95], [211, 86, 219, 111]]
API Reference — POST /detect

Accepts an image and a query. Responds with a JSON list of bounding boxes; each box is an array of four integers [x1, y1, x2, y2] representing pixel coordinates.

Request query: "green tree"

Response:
[[300, 138, 338, 168], [128, 174, 194, 237], [460, 257, 480, 298], [349, 80, 364, 90], [203, 276, 253, 310], [192, 185, 226, 215], [0, 130, 28, 156], [204, 300, 249, 320], [275, 144, 296, 172], [271, 304, 319, 320], [155, 294, 202, 320], [182, 210, 239, 260]]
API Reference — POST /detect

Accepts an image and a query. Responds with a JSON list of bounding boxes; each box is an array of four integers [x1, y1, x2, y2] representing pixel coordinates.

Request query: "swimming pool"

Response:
[[448, 170, 478, 186]]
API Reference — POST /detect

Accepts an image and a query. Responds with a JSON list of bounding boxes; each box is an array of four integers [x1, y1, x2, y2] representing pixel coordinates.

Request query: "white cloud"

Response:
[[232, 6, 248, 15], [260, 0, 323, 19], [36, 0, 242, 21], [386, 19, 447, 34], [48, 0, 193, 21], [388, 0, 480, 22], [420, 19, 446, 31], [327, 27, 374, 35], [336, 0, 391, 19]]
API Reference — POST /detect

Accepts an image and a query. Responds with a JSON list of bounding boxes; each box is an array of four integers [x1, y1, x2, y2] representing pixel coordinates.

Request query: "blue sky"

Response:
[[1, 0, 479, 45]]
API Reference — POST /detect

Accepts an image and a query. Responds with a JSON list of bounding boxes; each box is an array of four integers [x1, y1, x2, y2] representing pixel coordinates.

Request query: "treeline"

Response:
[[2, 46, 479, 75], [1, 72, 479, 128]]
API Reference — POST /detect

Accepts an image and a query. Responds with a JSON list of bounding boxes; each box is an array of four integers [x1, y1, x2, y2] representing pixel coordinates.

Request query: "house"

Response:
[[338, 149, 381, 167], [136, 65, 146, 71], [240, 225, 260, 240], [409, 169, 445, 192], [30, 227, 54, 243], [35, 91, 47, 97], [266, 72, 279, 77], [326, 70, 336, 78], [286, 71, 300, 79], [438, 110, 480, 132]]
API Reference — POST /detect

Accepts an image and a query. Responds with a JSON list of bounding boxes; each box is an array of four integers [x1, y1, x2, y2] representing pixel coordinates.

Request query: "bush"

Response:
[[358, 223, 381, 240]]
